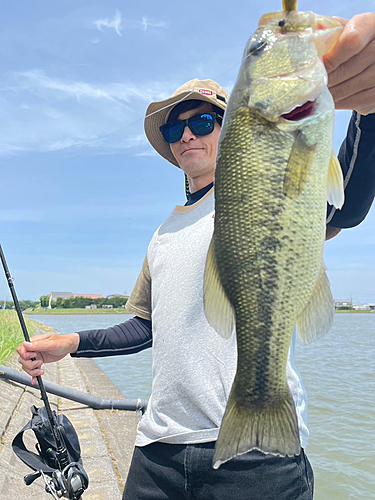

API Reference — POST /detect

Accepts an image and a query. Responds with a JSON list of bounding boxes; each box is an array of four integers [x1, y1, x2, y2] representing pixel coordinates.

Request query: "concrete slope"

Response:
[[0, 327, 140, 500]]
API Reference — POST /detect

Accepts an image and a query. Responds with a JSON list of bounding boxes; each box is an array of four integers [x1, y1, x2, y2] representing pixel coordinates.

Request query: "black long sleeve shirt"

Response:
[[72, 111, 375, 359], [328, 112, 375, 228]]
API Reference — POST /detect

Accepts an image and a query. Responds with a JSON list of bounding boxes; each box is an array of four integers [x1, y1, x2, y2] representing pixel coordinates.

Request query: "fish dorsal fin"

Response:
[[296, 263, 335, 344], [204, 236, 235, 339], [327, 151, 345, 209], [283, 131, 316, 199]]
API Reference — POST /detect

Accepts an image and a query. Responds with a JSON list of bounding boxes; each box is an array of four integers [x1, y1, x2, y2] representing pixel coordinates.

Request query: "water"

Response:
[[295, 313, 375, 499], [27, 313, 153, 401], [27, 313, 375, 499]]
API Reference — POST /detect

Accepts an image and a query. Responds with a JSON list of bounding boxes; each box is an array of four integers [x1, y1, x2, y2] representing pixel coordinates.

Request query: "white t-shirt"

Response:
[[127, 189, 309, 449]]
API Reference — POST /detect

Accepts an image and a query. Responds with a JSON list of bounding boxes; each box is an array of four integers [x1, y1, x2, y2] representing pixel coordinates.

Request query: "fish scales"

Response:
[[215, 107, 320, 394], [204, 9, 344, 468]]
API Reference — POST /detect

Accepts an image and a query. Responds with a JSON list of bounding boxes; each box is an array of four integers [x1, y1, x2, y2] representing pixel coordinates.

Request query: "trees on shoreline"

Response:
[[1, 300, 39, 311], [1, 295, 128, 311], [47, 295, 128, 309]]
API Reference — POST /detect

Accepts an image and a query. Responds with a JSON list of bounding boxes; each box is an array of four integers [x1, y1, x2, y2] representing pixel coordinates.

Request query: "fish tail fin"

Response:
[[213, 385, 301, 469]]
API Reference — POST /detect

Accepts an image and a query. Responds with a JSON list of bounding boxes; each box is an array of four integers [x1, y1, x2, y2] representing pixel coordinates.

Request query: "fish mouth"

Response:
[[281, 100, 316, 121]]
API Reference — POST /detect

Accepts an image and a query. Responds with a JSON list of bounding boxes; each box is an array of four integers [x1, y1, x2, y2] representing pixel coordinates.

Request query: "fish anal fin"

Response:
[[296, 263, 335, 344], [213, 385, 301, 469], [204, 237, 235, 339], [283, 131, 316, 199], [327, 151, 345, 209]]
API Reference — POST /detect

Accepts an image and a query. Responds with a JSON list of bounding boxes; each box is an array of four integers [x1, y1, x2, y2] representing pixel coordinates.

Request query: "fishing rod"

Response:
[[0, 244, 88, 499]]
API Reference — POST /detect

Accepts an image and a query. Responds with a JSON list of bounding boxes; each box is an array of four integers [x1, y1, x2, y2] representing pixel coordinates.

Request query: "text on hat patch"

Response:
[[199, 89, 213, 96]]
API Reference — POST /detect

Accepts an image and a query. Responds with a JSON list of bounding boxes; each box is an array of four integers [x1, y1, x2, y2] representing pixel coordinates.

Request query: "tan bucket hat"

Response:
[[144, 78, 230, 167]]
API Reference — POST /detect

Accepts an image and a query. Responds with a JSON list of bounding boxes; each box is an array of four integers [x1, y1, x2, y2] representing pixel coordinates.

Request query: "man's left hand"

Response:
[[324, 13, 375, 116]]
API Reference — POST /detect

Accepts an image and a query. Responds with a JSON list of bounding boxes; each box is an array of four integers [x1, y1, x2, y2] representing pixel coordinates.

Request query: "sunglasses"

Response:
[[160, 112, 222, 144]]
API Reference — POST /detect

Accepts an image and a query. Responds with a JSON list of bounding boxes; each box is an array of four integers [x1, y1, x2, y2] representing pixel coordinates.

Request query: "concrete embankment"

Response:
[[0, 325, 139, 500]]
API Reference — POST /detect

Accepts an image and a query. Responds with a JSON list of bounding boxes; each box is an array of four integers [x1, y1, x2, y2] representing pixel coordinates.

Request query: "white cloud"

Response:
[[13, 70, 170, 105], [14, 70, 122, 104], [94, 10, 123, 37], [93, 11, 168, 36], [141, 16, 168, 31], [0, 70, 182, 156], [134, 150, 158, 158]]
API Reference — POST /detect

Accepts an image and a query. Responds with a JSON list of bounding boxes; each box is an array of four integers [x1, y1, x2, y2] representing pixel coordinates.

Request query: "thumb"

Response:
[[323, 17, 350, 73], [332, 16, 349, 26], [28, 334, 54, 351]]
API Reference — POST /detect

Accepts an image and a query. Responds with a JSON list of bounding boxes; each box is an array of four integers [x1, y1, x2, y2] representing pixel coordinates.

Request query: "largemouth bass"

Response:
[[204, 10, 345, 468]]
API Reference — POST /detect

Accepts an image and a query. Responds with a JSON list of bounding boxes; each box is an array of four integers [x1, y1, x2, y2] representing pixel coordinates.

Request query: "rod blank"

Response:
[[0, 365, 147, 413]]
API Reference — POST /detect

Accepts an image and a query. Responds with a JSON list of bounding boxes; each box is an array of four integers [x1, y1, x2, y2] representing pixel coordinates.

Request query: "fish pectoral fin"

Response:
[[327, 151, 345, 209], [213, 385, 301, 469], [283, 131, 316, 199], [204, 237, 235, 339], [296, 263, 335, 345]]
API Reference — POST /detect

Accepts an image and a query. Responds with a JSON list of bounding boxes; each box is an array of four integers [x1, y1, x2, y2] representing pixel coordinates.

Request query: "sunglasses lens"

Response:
[[190, 114, 215, 136], [161, 122, 183, 144], [160, 112, 217, 144]]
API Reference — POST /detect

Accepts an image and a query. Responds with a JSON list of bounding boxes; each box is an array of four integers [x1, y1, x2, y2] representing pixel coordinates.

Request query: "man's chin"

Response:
[[180, 160, 203, 172]]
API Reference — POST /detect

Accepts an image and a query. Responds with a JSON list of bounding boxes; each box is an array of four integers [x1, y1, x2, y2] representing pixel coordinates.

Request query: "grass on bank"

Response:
[[0, 310, 53, 364], [0, 310, 36, 364], [335, 309, 375, 313]]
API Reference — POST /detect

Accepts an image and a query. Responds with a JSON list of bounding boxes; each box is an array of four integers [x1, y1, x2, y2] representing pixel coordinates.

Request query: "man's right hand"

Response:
[[16, 333, 80, 385]]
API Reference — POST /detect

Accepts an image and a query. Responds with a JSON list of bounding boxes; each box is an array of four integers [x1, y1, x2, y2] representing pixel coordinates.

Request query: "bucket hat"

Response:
[[144, 79, 229, 167]]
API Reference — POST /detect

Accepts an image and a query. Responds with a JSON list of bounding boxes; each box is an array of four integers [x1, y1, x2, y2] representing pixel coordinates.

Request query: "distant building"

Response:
[[49, 292, 104, 308], [49, 292, 73, 309], [334, 299, 353, 309], [353, 304, 370, 311], [72, 294, 104, 300], [85, 304, 98, 310], [106, 293, 129, 299]]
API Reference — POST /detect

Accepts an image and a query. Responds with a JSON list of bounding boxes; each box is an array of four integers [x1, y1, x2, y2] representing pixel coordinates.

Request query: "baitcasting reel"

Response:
[[25, 462, 89, 500]]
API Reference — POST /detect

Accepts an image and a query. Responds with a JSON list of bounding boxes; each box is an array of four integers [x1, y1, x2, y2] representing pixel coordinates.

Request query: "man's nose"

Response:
[[181, 125, 196, 142]]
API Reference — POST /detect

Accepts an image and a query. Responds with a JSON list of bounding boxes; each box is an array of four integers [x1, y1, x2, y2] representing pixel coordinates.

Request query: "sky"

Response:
[[0, 0, 374, 304]]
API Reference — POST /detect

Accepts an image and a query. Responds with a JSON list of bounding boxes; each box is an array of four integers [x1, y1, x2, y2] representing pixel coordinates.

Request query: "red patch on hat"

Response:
[[199, 89, 213, 96]]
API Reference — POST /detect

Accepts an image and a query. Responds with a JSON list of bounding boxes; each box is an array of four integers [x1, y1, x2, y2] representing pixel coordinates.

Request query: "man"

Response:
[[17, 13, 375, 500]]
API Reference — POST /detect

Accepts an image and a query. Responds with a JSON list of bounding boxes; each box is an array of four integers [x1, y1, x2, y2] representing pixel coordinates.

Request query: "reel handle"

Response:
[[24, 470, 42, 486]]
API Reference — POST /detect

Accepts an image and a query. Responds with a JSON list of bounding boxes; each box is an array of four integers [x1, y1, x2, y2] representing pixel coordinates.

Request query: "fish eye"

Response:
[[246, 39, 268, 57]]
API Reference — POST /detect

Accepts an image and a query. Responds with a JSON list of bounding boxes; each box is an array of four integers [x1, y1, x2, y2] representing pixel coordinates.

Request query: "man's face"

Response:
[[169, 103, 221, 180]]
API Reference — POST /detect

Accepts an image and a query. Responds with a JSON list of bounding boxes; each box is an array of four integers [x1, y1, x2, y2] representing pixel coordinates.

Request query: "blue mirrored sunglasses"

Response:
[[160, 112, 222, 144]]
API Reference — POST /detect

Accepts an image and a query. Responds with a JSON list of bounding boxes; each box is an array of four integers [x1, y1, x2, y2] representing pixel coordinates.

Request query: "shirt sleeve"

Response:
[[327, 112, 375, 231], [125, 254, 152, 321], [71, 316, 152, 358]]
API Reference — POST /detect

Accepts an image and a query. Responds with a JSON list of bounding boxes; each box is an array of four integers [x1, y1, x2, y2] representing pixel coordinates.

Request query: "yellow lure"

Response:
[[282, 0, 298, 10]]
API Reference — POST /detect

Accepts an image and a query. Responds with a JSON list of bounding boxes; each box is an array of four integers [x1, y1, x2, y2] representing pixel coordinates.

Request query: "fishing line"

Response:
[[27, 54, 250, 156], [39, 91, 196, 154]]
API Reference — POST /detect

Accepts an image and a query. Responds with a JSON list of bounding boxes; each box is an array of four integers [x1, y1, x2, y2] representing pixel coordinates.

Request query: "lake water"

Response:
[[27, 313, 375, 500]]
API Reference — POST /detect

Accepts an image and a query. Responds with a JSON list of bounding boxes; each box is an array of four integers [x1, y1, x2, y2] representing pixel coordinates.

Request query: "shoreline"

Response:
[[0, 320, 138, 499], [24, 308, 130, 315], [23, 309, 375, 315], [335, 310, 375, 313]]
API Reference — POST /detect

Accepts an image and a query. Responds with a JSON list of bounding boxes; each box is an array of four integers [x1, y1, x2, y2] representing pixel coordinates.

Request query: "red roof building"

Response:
[[72, 294, 104, 299]]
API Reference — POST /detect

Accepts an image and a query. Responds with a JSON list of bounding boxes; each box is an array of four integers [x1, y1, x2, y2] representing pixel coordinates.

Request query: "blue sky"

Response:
[[0, 0, 374, 304]]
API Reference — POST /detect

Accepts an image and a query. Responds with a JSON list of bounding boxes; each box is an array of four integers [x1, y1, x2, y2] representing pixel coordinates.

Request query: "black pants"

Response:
[[123, 442, 314, 500]]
